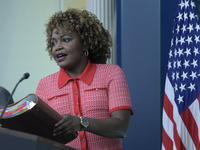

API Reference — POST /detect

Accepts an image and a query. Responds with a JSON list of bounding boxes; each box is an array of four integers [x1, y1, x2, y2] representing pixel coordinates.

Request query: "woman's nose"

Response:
[[55, 47, 63, 51], [55, 42, 63, 51]]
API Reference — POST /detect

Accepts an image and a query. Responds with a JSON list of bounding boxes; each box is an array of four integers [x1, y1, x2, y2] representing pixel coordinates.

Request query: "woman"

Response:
[[36, 8, 133, 150]]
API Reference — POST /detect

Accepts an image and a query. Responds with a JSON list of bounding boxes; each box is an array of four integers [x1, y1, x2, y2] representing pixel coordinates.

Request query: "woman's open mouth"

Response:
[[56, 53, 67, 62]]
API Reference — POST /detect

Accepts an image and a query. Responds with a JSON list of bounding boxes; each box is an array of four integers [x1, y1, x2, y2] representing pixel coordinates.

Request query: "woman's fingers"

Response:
[[53, 114, 78, 136]]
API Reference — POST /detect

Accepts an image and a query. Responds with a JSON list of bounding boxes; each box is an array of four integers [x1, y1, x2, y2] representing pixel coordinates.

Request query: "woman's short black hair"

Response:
[[46, 8, 112, 64]]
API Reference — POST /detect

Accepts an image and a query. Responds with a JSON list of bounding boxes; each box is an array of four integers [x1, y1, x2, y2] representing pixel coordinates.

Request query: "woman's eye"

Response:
[[62, 38, 71, 43], [51, 41, 56, 47]]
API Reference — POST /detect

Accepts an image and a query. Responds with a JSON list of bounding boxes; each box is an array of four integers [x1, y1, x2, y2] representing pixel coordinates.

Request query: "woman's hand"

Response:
[[53, 109, 131, 138], [53, 114, 80, 137]]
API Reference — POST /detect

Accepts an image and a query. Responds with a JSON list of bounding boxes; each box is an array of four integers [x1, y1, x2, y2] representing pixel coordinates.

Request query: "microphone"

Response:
[[19, 73, 30, 82], [0, 73, 30, 121]]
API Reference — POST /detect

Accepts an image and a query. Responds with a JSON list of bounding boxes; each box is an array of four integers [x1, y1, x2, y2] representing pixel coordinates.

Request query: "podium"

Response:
[[0, 127, 77, 150]]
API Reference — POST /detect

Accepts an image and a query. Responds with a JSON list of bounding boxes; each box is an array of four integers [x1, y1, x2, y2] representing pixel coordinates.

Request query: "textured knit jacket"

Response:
[[36, 61, 133, 150]]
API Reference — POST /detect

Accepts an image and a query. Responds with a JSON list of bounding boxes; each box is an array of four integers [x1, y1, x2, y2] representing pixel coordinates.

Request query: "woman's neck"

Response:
[[65, 59, 88, 79]]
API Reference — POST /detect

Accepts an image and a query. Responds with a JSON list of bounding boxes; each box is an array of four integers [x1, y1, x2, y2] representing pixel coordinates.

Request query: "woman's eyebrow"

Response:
[[60, 34, 72, 38], [51, 34, 72, 40]]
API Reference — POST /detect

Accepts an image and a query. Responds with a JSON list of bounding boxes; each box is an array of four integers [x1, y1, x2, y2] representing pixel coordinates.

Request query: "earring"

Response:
[[85, 50, 89, 57]]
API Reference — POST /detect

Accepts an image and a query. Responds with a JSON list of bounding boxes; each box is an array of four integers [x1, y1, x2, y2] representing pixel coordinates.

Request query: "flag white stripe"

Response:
[[162, 144, 166, 150], [173, 143, 177, 150], [189, 98, 200, 141], [164, 76, 177, 150], [165, 75, 176, 150], [163, 109, 174, 142], [165, 75, 175, 103], [176, 116, 196, 150], [165, 77, 196, 150]]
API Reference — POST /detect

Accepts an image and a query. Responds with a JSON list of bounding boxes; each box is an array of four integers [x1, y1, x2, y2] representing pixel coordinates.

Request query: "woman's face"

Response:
[[51, 26, 86, 70]]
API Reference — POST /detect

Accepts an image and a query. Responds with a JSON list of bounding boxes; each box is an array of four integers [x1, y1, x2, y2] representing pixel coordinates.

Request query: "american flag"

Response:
[[162, 0, 200, 150]]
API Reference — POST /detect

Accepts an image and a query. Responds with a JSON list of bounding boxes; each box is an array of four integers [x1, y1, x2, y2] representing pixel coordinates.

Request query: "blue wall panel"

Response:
[[119, 0, 161, 149]]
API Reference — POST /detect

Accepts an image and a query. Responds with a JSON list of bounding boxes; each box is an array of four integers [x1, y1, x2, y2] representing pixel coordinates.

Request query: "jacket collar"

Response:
[[58, 60, 96, 88]]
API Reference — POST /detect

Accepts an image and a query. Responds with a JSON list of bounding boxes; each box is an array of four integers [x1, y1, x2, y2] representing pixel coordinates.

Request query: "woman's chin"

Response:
[[57, 63, 71, 70]]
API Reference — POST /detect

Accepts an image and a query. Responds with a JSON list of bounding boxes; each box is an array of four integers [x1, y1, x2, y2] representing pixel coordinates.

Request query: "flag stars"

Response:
[[177, 12, 183, 22], [176, 25, 180, 33], [171, 39, 174, 46], [183, 59, 190, 68], [184, 0, 189, 9], [189, 71, 197, 80], [165, 0, 200, 117], [179, 36, 185, 45], [189, 12, 195, 20], [195, 15, 199, 20], [174, 49, 178, 57], [181, 71, 188, 80], [179, 0, 185, 9], [168, 61, 172, 70], [176, 37, 179, 45], [181, 24, 187, 33], [172, 72, 175, 80], [184, 48, 191, 57], [191, 59, 198, 68], [169, 50, 173, 58], [177, 48, 184, 57], [177, 60, 181, 68], [193, 47, 199, 56], [190, 1, 196, 9], [195, 23, 200, 32], [176, 72, 180, 80], [187, 24, 194, 33], [183, 13, 188, 21], [173, 61, 177, 69], [179, 83, 186, 92], [188, 83, 196, 92], [194, 35, 200, 44], [177, 95, 184, 104], [174, 83, 178, 92], [185, 36, 193, 45]]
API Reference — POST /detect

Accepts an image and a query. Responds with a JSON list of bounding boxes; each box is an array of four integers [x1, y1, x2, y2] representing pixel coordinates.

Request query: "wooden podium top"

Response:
[[0, 127, 78, 150]]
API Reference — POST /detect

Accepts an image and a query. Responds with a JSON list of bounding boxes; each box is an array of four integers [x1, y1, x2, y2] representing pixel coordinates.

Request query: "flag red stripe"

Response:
[[163, 93, 173, 120], [173, 118, 186, 150], [162, 127, 173, 150], [181, 108, 200, 150], [164, 93, 186, 150]]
